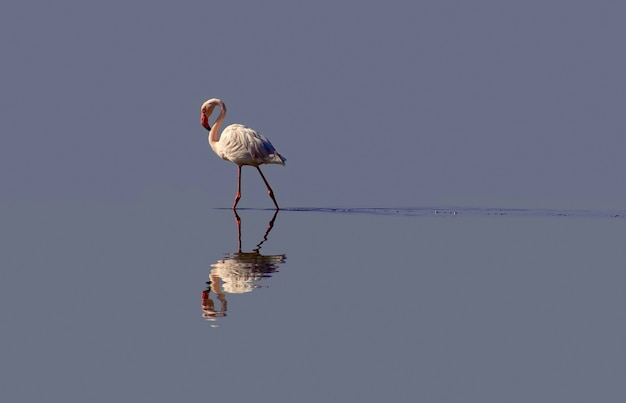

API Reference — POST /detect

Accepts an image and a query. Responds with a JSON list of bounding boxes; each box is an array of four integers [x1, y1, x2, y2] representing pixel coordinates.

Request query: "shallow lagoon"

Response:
[[2, 198, 625, 402]]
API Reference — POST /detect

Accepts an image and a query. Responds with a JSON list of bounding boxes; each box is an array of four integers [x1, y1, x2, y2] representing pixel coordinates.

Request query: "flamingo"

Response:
[[200, 98, 286, 210]]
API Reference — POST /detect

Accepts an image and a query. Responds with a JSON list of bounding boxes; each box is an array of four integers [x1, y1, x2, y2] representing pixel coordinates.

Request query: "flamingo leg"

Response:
[[256, 166, 280, 210], [233, 165, 242, 210], [232, 209, 242, 252]]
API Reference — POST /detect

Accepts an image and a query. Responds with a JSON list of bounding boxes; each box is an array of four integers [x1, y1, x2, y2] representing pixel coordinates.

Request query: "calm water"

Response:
[[2, 197, 625, 402]]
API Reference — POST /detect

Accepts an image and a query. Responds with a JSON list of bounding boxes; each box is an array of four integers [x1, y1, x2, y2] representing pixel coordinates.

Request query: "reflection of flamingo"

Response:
[[200, 98, 286, 210], [201, 211, 286, 320]]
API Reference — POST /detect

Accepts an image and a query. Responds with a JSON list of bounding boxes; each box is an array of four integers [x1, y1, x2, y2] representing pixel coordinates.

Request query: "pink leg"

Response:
[[232, 166, 242, 210], [256, 166, 280, 210], [232, 209, 242, 252]]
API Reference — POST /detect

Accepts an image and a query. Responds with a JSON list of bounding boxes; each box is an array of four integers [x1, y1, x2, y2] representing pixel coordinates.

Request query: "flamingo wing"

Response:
[[219, 124, 286, 166]]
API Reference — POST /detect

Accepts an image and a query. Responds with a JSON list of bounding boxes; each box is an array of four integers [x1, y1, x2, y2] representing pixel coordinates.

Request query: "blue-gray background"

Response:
[[2, 0, 624, 208], [2, 2, 626, 403]]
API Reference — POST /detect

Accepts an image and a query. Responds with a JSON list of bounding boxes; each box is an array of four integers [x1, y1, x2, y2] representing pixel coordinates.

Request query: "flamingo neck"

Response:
[[208, 101, 226, 146]]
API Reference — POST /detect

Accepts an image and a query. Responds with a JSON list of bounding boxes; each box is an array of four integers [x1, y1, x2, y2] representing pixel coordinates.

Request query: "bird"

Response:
[[200, 98, 286, 210]]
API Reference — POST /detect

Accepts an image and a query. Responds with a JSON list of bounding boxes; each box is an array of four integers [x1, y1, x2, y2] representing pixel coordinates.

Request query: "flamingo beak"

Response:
[[201, 113, 211, 131]]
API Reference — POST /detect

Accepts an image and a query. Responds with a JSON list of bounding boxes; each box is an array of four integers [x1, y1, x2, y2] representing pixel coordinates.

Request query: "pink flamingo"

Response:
[[201, 98, 286, 210]]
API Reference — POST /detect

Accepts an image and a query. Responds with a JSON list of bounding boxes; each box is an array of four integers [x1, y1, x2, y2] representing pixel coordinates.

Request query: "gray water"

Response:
[[2, 197, 625, 402]]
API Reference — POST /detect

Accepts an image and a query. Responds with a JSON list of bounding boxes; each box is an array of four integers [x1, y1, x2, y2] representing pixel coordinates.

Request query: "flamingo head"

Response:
[[201, 99, 224, 131], [201, 100, 220, 131]]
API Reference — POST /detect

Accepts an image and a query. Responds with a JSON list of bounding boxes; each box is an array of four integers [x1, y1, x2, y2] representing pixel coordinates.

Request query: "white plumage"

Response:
[[200, 98, 286, 210], [216, 124, 285, 166]]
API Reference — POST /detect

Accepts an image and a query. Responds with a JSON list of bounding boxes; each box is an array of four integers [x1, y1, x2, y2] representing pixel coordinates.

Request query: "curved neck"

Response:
[[208, 101, 227, 145]]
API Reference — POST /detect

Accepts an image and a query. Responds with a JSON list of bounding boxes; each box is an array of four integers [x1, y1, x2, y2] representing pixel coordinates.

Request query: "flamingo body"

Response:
[[215, 124, 286, 167], [200, 98, 285, 210]]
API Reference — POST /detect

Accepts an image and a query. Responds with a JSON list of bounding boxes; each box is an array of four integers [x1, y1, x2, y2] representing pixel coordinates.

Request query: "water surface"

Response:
[[2, 199, 625, 402]]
